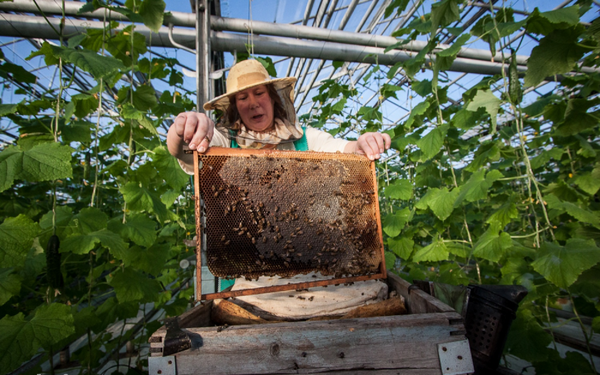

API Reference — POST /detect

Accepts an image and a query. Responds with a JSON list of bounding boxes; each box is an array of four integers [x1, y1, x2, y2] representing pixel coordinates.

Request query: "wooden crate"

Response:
[[148, 273, 474, 375]]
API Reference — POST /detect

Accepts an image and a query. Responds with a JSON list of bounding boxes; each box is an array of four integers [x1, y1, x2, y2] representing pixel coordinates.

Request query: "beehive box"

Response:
[[148, 274, 474, 375]]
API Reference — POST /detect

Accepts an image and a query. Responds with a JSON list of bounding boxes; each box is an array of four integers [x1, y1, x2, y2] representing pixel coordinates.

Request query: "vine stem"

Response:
[[568, 292, 597, 373]]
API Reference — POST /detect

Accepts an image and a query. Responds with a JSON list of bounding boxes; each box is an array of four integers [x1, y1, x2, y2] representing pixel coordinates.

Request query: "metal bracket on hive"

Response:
[[192, 148, 387, 301]]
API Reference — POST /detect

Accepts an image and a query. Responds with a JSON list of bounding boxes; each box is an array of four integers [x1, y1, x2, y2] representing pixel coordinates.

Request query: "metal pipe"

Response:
[[2, 13, 598, 77], [196, 0, 210, 112], [0, 0, 530, 65]]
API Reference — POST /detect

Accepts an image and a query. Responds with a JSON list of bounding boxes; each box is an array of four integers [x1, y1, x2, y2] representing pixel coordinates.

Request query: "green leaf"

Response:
[[382, 207, 413, 237], [556, 98, 600, 136], [446, 242, 470, 258], [487, 202, 519, 227], [416, 125, 447, 160], [455, 169, 503, 205], [574, 165, 600, 195], [255, 56, 277, 77], [0, 103, 19, 116], [384, 179, 413, 200], [411, 80, 432, 97], [64, 207, 108, 236], [61, 120, 93, 144], [466, 89, 501, 133], [0, 268, 21, 306], [70, 93, 99, 118], [28, 42, 125, 80], [332, 60, 344, 70], [161, 189, 180, 208], [546, 195, 600, 227], [421, 187, 460, 221], [153, 145, 189, 190], [0, 303, 74, 374], [138, 0, 165, 32], [526, 6, 581, 35], [405, 100, 430, 129], [473, 224, 512, 262], [529, 148, 564, 169], [532, 239, 600, 289], [19, 142, 74, 183], [108, 267, 162, 303], [385, 252, 397, 270], [122, 214, 157, 247], [120, 182, 170, 223], [506, 308, 552, 362], [430, 0, 460, 34], [0, 146, 22, 192], [413, 238, 449, 262], [524, 28, 590, 87], [437, 34, 471, 57], [388, 236, 414, 259], [121, 243, 169, 276], [0, 215, 39, 268], [132, 84, 158, 111], [61, 229, 128, 258], [465, 141, 501, 172]]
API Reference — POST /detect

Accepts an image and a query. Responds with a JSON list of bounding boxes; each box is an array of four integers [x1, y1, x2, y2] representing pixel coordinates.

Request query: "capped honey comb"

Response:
[[196, 148, 384, 281]]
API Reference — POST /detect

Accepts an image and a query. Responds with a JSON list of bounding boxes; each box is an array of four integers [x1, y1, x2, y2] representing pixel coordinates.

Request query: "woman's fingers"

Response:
[[178, 112, 214, 153], [357, 133, 392, 160]]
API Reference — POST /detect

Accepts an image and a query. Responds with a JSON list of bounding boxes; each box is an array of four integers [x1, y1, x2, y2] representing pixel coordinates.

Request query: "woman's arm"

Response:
[[344, 132, 392, 160], [167, 112, 215, 170]]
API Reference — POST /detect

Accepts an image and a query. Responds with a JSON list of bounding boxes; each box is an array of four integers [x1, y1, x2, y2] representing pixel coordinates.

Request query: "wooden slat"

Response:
[[387, 273, 456, 314], [174, 312, 464, 375]]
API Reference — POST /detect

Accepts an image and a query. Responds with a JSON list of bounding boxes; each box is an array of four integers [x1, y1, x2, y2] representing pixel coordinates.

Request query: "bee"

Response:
[[224, 240, 231, 246], [246, 232, 252, 239], [255, 260, 262, 266], [275, 226, 280, 233], [211, 185, 216, 192], [210, 256, 218, 261], [214, 191, 220, 198], [307, 244, 312, 249], [238, 231, 245, 236], [262, 237, 267, 243], [296, 253, 302, 257], [221, 235, 226, 242], [284, 261, 290, 267], [275, 206, 279, 212], [297, 230, 303, 235], [251, 237, 256, 244]]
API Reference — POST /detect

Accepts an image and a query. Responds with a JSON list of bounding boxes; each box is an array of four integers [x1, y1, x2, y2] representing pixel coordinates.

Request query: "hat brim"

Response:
[[203, 77, 297, 112]]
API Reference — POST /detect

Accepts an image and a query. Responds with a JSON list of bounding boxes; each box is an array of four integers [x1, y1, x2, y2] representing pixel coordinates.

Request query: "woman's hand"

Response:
[[345, 132, 392, 160], [170, 112, 215, 154]]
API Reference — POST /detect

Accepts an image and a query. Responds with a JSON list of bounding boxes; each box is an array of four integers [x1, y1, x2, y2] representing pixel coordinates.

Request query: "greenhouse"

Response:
[[0, 0, 599, 374]]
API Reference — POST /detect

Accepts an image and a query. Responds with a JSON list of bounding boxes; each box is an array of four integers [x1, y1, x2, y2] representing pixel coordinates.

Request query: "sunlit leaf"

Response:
[[532, 238, 600, 289], [413, 238, 449, 262], [28, 42, 125, 80], [416, 125, 447, 160], [153, 146, 189, 190], [120, 182, 170, 223], [138, 0, 166, 32], [388, 236, 414, 259], [383, 207, 413, 237], [431, 0, 460, 33], [420, 187, 460, 221], [525, 27, 590, 87], [487, 202, 519, 227], [573, 165, 600, 195], [384, 179, 413, 200], [121, 214, 157, 247], [466, 89, 501, 133], [473, 224, 512, 262], [455, 169, 503, 205]]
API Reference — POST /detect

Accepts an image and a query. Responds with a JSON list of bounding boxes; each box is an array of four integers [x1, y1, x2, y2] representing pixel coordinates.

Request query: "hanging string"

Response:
[[249, 0, 254, 55]]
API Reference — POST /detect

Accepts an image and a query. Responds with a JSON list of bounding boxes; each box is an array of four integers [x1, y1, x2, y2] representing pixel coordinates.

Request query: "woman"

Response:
[[167, 59, 391, 171], [168, 59, 392, 316]]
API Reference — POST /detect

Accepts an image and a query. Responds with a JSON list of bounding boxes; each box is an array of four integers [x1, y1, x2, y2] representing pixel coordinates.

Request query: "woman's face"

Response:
[[234, 85, 274, 132]]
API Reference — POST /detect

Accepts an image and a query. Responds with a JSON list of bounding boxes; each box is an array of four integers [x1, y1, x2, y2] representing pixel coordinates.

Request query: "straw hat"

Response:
[[203, 59, 297, 112]]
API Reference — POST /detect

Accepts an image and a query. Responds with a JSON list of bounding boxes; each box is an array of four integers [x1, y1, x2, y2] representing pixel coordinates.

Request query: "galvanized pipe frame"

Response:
[[0, 1, 532, 65]]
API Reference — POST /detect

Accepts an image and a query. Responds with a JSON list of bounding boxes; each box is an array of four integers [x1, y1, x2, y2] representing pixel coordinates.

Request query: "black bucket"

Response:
[[463, 284, 528, 372]]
